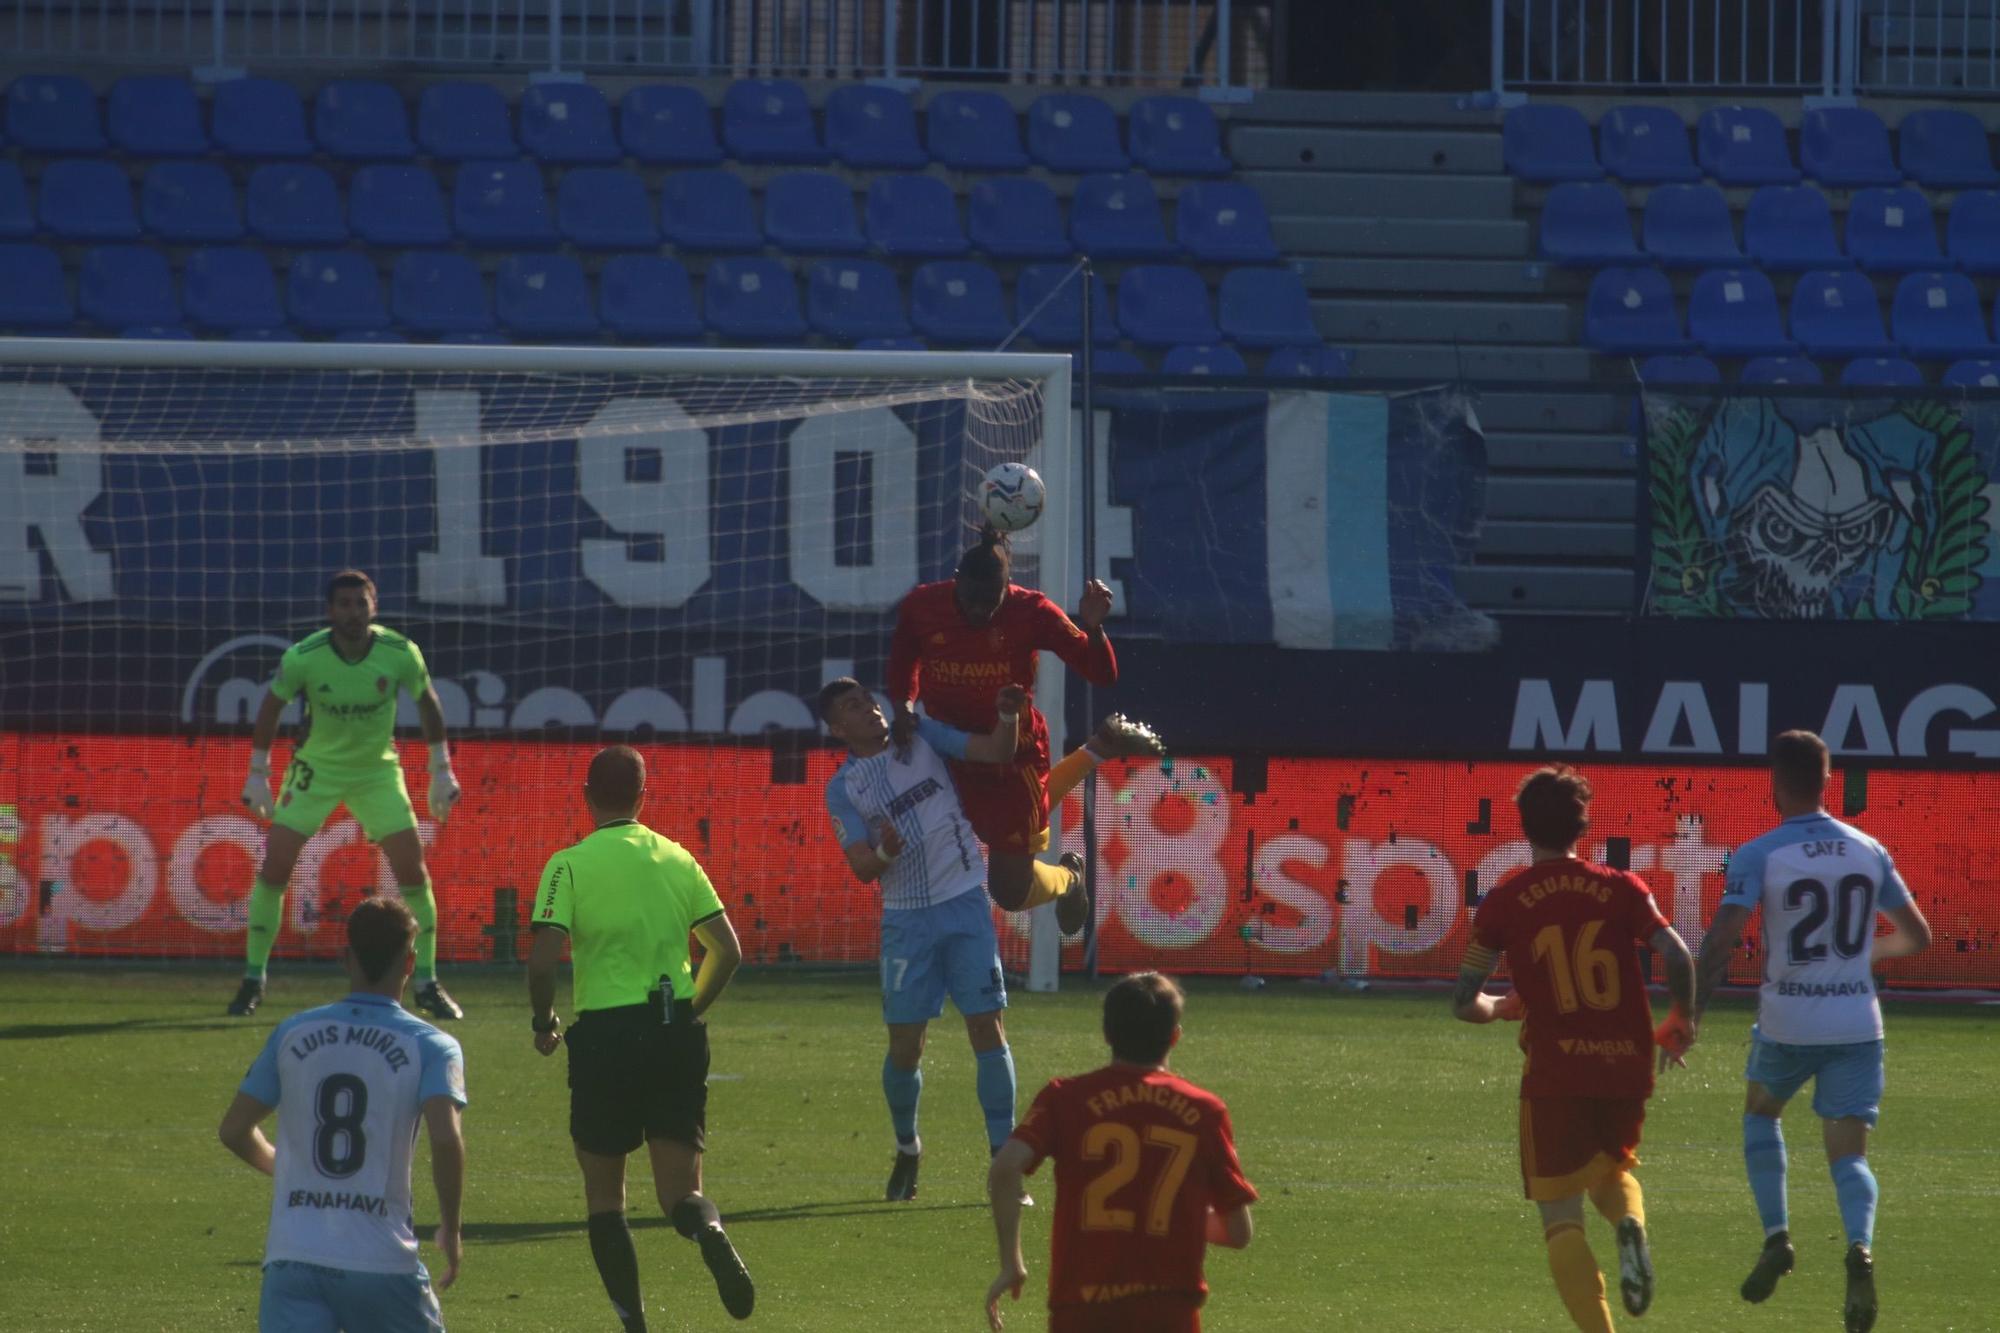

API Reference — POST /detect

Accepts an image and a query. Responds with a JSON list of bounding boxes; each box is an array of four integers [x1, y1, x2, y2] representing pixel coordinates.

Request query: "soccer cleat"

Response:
[[1844, 1242, 1877, 1333], [1615, 1216, 1655, 1316], [1054, 852, 1090, 937], [1740, 1230, 1794, 1304], [412, 981, 465, 1021], [885, 1149, 921, 1202], [1092, 713, 1166, 760], [697, 1224, 755, 1320], [226, 978, 264, 1017]]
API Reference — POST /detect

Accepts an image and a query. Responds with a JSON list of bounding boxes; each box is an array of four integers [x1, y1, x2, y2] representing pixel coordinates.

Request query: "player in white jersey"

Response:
[[1695, 731, 1930, 1333], [220, 896, 467, 1333]]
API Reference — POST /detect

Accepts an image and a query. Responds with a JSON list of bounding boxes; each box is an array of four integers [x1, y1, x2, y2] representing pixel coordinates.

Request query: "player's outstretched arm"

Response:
[[1206, 1204, 1255, 1249], [1035, 585, 1119, 685], [961, 685, 1025, 765], [217, 1092, 277, 1176], [1450, 943, 1505, 1024], [1693, 903, 1750, 1021], [690, 912, 744, 1019], [1875, 900, 1932, 962], [417, 688, 462, 825], [985, 1141, 1035, 1332]]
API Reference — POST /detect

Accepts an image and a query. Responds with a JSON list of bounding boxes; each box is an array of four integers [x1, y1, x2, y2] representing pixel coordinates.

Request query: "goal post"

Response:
[[0, 337, 1076, 989]]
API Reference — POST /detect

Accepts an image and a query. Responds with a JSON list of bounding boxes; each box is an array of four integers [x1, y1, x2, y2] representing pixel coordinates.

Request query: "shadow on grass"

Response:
[[446, 1199, 979, 1245]]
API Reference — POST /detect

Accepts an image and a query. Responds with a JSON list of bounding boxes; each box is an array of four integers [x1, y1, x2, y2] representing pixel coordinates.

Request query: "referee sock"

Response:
[[1019, 860, 1074, 912], [883, 1055, 923, 1147], [243, 878, 286, 980], [1743, 1113, 1790, 1236], [1543, 1221, 1615, 1333], [1047, 748, 1100, 805], [670, 1193, 722, 1240], [586, 1211, 646, 1333], [1829, 1154, 1878, 1248], [401, 878, 439, 983], [974, 1044, 1018, 1153], [1588, 1170, 1646, 1228]]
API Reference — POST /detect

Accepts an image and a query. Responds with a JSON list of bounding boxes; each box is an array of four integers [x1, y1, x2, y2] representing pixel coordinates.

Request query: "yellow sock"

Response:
[[1589, 1171, 1645, 1227], [1047, 748, 1100, 805], [1545, 1222, 1616, 1333], [1018, 859, 1074, 911]]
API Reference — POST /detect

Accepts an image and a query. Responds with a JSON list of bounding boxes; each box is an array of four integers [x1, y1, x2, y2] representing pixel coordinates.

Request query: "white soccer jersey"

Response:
[[1721, 811, 1913, 1045], [826, 718, 985, 912], [239, 992, 466, 1273]]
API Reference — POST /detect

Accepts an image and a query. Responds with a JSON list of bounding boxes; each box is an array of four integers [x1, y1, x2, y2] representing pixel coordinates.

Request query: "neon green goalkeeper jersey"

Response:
[[269, 626, 432, 779]]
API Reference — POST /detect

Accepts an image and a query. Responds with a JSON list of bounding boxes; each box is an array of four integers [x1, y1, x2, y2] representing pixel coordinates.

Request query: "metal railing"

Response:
[[1855, 0, 2000, 93], [1492, 0, 1839, 93]]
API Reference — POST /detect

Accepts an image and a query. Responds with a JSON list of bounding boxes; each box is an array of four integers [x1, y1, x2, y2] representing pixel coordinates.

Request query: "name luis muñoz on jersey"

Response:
[[1722, 811, 1913, 1045], [239, 992, 466, 1273], [269, 626, 431, 777], [826, 719, 985, 912]]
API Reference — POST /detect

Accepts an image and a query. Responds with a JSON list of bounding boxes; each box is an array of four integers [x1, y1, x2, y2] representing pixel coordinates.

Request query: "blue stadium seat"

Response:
[[81, 247, 177, 328], [855, 337, 927, 351], [1898, 109, 1999, 189], [968, 177, 1070, 259], [390, 251, 495, 336], [1027, 93, 1129, 172], [620, 85, 723, 165], [1740, 356, 1823, 385], [1092, 348, 1149, 374], [1175, 181, 1280, 263], [1129, 96, 1232, 175], [1219, 267, 1317, 347], [1266, 344, 1353, 378], [1893, 270, 1996, 359], [140, 162, 243, 242], [557, 168, 659, 250], [417, 82, 515, 161], [1582, 266, 1689, 354], [247, 164, 347, 245], [1744, 185, 1845, 270], [722, 79, 829, 164], [1802, 107, 1900, 188], [807, 259, 911, 340], [520, 82, 620, 164], [909, 260, 1011, 345], [1117, 266, 1219, 347], [497, 254, 599, 339], [1501, 103, 1601, 182], [313, 80, 415, 160], [183, 247, 282, 332], [1943, 357, 2000, 388], [0, 245, 73, 329], [703, 256, 806, 340], [1070, 172, 1173, 260], [1637, 353, 1721, 385], [1642, 184, 1741, 267], [230, 327, 303, 342], [1688, 268, 1794, 357], [926, 90, 1028, 171], [0, 164, 32, 239], [1841, 356, 1924, 387], [453, 161, 556, 248], [600, 255, 703, 341], [7, 75, 107, 153], [1696, 106, 1800, 185], [824, 85, 926, 169], [866, 175, 968, 257], [120, 325, 194, 340], [1598, 105, 1700, 183], [1162, 342, 1248, 375], [39, 160, 140, 241], [107, 76, 207, 156], [660, 168, 760, 252], [764, 172, 866, 254], [1846, 187, 1943, 272], [352, 165, 452, 247], [1017, 263, 1115, 346], [1538, 182, 1640, 265], [1789, 269, 1896, 358], [287, 251, 389, 334], [212, 78, 314, 158], [1947, 190, 2000, 274]]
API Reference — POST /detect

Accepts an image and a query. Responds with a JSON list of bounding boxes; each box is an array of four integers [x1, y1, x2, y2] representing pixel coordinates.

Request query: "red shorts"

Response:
[[1050, 1295, 1200, 1333], [948, 755, 1050, 854], [1518, 1096, 1645, 1201]]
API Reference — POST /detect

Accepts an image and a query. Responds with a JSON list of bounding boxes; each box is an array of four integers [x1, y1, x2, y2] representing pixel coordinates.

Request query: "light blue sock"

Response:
[[882, 1056, 921, 1148], [1743, 1113, 1790, 1236], [974, 1044, 1018, 1153], [1830, 1154, 1878, 1248]]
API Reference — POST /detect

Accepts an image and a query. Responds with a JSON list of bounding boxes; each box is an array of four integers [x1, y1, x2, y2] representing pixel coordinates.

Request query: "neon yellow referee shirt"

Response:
[[532, 819, 726, 1012]]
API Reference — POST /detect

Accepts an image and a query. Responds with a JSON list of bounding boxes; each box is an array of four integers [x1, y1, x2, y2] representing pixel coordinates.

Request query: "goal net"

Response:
[[0, 340, 1074, 982]]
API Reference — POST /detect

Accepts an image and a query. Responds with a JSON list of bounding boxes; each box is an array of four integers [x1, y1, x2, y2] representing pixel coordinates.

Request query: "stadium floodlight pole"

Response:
[[1077, 259, 1102, 983]]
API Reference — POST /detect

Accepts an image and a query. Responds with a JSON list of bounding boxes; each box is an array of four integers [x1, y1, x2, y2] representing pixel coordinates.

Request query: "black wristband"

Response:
[[531, 1012, 560, 1034]]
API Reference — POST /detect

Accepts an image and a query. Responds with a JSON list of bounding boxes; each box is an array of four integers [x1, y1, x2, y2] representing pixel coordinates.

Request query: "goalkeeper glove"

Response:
[[242, 750, 276, 821], [427, 742, 462, 825]]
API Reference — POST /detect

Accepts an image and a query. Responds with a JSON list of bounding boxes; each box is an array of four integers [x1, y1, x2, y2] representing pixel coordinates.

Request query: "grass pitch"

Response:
[[0, 968, 1992, 1332]]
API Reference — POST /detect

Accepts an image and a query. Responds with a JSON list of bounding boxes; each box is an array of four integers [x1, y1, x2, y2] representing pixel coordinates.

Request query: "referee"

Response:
[[527, 745, 755, 1329]]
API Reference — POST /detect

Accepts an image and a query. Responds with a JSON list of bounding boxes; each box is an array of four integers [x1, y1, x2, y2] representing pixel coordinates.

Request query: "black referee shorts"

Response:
[[566, 1002, 710, 1156]]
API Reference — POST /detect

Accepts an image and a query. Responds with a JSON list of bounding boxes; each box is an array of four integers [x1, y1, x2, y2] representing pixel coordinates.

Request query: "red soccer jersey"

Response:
[[1010, 1065, 1258, 1312], [886, 580, 1117, 767], [1471, 858, 1672, 1100]]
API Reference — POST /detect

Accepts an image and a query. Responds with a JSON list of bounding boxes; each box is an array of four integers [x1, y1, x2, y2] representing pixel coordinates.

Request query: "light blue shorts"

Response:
[[260, 1259, 444, 1333], [1744, 1027, 1886, 1127], [880, 889, 1007, 1026]]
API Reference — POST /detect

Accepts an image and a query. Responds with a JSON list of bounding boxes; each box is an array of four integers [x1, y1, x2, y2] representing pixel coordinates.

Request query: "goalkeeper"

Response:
[[228, 569, 466, 1021]]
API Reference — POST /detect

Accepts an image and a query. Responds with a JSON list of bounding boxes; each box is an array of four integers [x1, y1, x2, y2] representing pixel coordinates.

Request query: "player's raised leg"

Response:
[[1588, 1168, 1653, 1317], [1539, 1196, 1617, 1333], [652, 1139, 754, 1321], [1044, 714, 1166, 807]]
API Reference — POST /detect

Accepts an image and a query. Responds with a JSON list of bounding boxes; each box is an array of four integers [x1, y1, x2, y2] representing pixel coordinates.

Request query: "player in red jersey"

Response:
[[1454, 766, 1698, 1333], [888, 528, 1151, 929], [985, 972, 1257, 1333]]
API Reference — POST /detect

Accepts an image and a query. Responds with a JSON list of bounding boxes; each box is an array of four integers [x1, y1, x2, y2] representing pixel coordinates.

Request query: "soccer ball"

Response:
[[978, 462, 1046, 533]]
